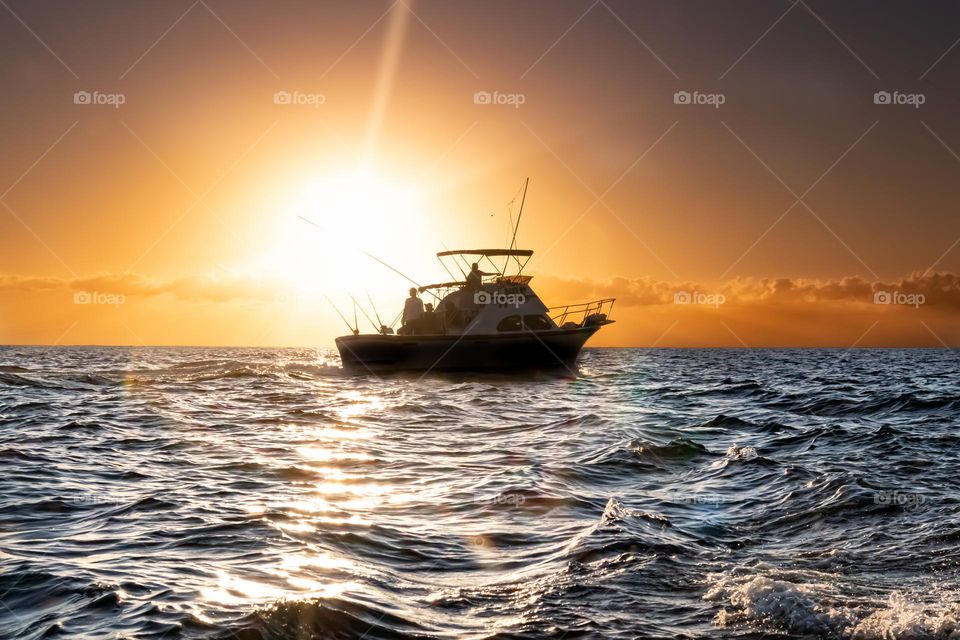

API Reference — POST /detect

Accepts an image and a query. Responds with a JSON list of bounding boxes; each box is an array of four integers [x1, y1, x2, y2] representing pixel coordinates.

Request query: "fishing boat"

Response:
[[335, 247, 614, 372]]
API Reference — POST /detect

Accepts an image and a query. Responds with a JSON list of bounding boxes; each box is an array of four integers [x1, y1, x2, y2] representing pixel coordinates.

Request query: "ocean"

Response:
[[1, 347, 958, 639]]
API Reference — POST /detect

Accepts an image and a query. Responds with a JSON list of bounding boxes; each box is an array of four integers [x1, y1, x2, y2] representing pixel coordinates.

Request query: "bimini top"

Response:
[[436, 248, 533, 258]]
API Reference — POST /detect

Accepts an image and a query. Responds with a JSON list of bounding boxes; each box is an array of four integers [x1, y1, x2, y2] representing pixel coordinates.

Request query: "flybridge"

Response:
[[436, 249, 533, 257], [436, 248, 533, 281]]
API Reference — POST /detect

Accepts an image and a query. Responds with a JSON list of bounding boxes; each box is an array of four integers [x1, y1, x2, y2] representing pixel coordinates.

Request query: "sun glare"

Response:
[[244, 168, 436, 299]]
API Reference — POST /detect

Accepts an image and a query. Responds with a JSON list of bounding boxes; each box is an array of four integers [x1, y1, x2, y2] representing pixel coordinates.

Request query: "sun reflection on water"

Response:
[[195, 388, 394, 620]]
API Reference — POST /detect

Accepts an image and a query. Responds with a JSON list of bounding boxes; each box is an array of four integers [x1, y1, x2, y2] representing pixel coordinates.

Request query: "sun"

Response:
[[294, 169, 422, 245], [242, 168, 435, 299]]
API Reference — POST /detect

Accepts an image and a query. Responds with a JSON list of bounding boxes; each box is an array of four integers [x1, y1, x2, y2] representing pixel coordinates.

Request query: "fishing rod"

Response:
[[349, 291, 381, 334], [439, 241, 468, 279], [299, 216, 442, 309], [324, 295, 358, 335], [298, 216, 424, 290], [352, 297, 359, 335], [366, 290, 385, 331]]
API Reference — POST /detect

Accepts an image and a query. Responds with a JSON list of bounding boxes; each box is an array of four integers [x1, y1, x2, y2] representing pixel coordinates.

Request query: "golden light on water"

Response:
[[200, 569, 360, 607], [296, 446, 373, 462]]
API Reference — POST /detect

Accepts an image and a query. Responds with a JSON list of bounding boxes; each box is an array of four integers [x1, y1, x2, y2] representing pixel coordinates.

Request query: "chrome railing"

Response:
[[548, 298, 615, 327]]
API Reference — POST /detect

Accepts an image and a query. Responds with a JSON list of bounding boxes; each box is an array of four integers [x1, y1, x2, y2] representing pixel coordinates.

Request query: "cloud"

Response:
[[0, 272, 277, 303], [534, 270, 960, 308], [3, 269, 960, 310]]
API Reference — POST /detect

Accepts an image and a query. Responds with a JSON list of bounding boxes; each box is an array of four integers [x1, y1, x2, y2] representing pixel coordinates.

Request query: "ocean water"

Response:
[[1, 347, 959, 640]]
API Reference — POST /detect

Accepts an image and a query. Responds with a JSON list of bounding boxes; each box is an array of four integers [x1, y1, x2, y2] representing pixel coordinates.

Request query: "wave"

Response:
[[576, 437, 714, 476], [560, 498, 693, 565], [215, 597, 428, 640], [3, 347, 959, 639], [0, 370, 119, 390], [776, 392, 959, 417], [707, 571, 960, 639]]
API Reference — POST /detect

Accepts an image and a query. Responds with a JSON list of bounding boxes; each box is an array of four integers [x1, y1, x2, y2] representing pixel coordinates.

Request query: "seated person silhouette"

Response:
[[421, 303, 441, 334]]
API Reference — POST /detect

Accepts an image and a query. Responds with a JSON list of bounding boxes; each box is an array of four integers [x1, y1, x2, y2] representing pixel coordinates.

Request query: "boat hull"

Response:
[[335, 326, 602, 372]]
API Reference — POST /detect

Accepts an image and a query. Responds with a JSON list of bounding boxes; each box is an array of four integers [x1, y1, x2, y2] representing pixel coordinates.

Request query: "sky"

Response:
[[1, 0, 959, 347]]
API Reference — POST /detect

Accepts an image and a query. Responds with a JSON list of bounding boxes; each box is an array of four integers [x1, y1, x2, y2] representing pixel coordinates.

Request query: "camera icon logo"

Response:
[[273, 91, 291, 105], [873, 91, 891, 105], [73, 291, 92, 304], [673, 291, 691, 304], [873, 291, 891, 304], [473, 91, 492, 105], [673, 91, 691, 105], [73, 91, 92, 105], [474, 291, 491, 305]]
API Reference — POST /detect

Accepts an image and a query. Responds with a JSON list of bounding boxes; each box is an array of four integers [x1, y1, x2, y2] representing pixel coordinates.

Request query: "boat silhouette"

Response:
[[336, 248, 614, 372]]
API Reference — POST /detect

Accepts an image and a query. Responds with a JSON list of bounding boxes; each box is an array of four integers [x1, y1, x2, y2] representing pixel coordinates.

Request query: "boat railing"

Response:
[[548, 298, 616, 327]]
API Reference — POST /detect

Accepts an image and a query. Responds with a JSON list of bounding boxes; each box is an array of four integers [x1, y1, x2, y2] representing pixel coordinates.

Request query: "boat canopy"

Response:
[[436, 248, 533, 280], [436, 249, 533, 258], [418, 281, 466, 292]]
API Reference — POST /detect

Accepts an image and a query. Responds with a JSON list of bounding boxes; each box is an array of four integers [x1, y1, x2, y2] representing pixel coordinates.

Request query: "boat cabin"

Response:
[[398, 249, 613, 337]]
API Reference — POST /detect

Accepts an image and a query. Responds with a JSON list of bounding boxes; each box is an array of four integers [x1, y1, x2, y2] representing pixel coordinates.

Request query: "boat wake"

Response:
[[707, 570, 960, 639]]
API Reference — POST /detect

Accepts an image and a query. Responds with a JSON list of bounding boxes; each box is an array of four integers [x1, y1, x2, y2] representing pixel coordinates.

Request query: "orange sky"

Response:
[[1, 0, 959, 347]]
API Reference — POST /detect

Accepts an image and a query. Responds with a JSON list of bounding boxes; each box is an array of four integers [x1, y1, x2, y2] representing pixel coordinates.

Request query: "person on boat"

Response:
[[465, 263, 493, 292], [421, 303, 441, 334], [399, 288, 424, 335]]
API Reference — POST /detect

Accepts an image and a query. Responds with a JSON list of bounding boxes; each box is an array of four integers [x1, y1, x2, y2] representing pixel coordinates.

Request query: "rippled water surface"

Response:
[[2, 347, 959, 639]]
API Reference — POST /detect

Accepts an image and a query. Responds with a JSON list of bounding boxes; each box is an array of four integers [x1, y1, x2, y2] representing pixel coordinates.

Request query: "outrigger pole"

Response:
[[505, 177, 529, 275]]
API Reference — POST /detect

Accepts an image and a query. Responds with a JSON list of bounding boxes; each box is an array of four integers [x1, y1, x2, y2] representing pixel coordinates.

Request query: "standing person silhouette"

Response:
[[400, 287, 424, 334], [466, 263, 493, 292]]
